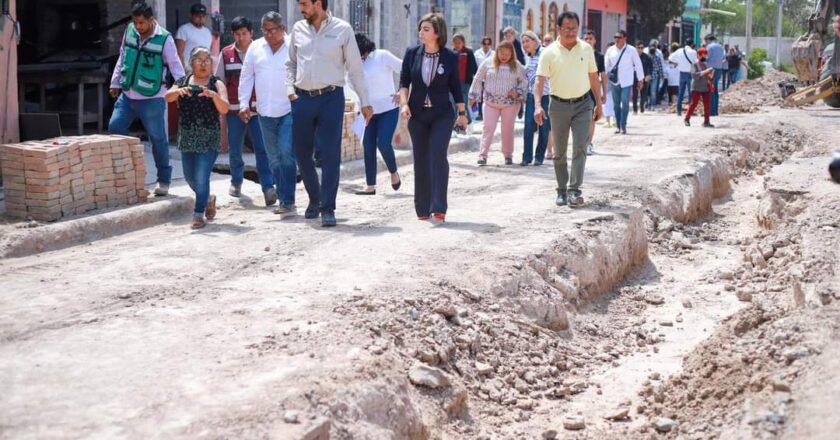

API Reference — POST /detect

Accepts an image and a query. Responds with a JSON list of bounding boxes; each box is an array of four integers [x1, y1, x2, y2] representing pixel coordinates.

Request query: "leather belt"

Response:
[[550, 94, 589, 103], [295, 85, 338, 97]]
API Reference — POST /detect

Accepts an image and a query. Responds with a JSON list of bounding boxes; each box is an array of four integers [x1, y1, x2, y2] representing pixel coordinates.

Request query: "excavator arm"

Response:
[[787, 1, 840, 107]]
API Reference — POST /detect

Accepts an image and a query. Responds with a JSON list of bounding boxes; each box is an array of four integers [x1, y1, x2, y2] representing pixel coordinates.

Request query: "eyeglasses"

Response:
[[559, 26, 577, 33], [262, 26, 281, 35], [614, 36, 624, 40], [194, 58, 212, 65]]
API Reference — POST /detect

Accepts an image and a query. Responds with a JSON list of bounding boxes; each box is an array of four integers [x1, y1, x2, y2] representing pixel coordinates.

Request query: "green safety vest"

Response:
[[119, 24, 171, 97]]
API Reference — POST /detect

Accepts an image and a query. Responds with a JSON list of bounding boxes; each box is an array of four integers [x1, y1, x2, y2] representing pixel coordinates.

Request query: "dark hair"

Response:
[[231, 16, 252, 32], [686, 39, 695, 47], [635, 40, 645, 47], [131, 2, 154, 18], [556, 11, 580, 27], [481, 36, 492, 45], [453, 33, 465, 43], [616, 29, 627, 38], [705, 34, 716, 41], [418, 13, 447, 48], [355, 32, 375, 56], [316, 0, 329, 10], [583, 29, 596, 38]]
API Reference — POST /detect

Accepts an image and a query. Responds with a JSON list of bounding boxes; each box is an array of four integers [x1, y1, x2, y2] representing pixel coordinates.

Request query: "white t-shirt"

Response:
[[355, 49, 402, 115], [475, 48, 495, 69], [669, 46, 698, 73], [666, 61, 681, 86], [176, 23, 212, 72]]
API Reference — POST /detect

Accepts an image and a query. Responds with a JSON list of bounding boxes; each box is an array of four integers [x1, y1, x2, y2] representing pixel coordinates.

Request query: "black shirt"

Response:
[[594, 50, 605, 74], [727, 53, 741, 70]]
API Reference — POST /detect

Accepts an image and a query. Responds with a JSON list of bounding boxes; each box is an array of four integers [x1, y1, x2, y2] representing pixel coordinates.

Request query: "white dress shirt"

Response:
[[239, 37, 291, 118], [604, 44, 644, 88], [669, 46, 698, 73], [475, 48, 494, 69], [351, 49, 402, 115]]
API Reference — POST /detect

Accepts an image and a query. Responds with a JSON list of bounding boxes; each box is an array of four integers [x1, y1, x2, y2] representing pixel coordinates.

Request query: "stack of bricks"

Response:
[[341, 100, 363, 162], [0, 135, 149, 222]]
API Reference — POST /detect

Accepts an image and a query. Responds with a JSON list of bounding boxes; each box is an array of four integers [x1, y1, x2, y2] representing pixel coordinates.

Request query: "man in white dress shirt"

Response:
[[239, 12, 297, 216], [604, 30, 644, 135]]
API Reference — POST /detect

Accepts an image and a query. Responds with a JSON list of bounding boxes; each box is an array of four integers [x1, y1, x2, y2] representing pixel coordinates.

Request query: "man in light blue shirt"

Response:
[[704, 34, 725, 116]]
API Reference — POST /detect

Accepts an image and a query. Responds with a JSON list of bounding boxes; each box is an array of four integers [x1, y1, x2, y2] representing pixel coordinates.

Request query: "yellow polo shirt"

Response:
[[536, 38, 597, 99]]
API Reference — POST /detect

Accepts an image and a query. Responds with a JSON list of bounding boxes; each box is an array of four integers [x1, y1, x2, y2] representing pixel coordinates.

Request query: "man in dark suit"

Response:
[[452, 33, 478, 124]]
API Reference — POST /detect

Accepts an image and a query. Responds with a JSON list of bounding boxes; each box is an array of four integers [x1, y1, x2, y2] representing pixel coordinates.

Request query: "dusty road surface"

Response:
[[1, 102, 839, 439]]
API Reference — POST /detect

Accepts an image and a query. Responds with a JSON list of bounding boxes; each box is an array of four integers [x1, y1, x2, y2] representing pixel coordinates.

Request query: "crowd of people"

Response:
[[108, 1, 746, 229]]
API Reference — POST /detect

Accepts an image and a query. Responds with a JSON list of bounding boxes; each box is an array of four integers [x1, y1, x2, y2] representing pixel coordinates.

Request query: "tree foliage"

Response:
[[704, 0, 816, 37], [628, 0, 686, 40]]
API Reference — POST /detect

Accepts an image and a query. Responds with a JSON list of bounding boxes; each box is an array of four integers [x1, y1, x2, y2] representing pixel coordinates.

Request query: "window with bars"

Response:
[[349, 0, 371, 36]]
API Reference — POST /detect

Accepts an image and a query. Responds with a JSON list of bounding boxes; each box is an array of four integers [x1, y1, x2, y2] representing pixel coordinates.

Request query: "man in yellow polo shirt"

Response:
[[534, 11, 603, 207]]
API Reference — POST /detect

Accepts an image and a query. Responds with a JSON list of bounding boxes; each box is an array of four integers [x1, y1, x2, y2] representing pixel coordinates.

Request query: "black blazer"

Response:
[[400, 45, 463, 115]]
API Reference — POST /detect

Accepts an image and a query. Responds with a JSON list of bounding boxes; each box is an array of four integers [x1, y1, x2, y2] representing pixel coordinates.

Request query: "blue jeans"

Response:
[[226, 113, 273, 191], [648, 73, 660, 107], [677, 72, 692, 115], [181, 150, 218, 216], [259, 114, 296, 206], [610, 83, 632, 130], [523, 93, 551, 164], [108, 94, 171, 184], [729, 68, 740, 85], [362, 108, 399, 186], [711, 69, 724, 116], [291, 87, 345, 213]]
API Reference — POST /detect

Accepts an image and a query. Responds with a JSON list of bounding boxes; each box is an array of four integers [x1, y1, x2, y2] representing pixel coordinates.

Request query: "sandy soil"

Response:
[[1, 104, 837, 440]]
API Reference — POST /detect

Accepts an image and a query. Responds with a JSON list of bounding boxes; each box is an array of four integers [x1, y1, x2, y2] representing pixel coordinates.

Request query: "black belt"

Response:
[[295, 85, 338, 97], [550, 94, 589, 103]]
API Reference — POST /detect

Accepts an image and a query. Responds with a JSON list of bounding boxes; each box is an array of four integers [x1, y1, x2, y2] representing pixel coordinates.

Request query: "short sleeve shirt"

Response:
[[175, 24, 212, 72], [536, 39, 597, 99]]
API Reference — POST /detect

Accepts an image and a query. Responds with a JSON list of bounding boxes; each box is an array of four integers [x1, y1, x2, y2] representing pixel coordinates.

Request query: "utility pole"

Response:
[[746, 0, 753, 56], [775, 0, 784, 67]]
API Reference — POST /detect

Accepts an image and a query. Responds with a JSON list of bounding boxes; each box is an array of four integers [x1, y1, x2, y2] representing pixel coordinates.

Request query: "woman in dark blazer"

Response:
[[398, 13, 468, 223]]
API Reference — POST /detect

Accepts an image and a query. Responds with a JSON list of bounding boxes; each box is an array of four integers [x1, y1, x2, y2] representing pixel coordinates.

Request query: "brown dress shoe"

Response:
[[205, 195, 217, 220]]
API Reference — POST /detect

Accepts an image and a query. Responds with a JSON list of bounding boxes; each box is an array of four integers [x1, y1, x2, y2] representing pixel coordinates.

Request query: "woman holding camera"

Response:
[[165, 46, 230, 229]]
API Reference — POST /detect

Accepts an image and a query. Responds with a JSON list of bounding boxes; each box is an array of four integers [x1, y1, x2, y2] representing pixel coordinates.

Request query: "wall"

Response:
[[0, 0, 19, 144], [724, 36, 798, 65]]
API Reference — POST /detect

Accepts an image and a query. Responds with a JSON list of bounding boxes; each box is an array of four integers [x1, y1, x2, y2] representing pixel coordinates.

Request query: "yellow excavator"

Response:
[[786, 0, 840, 107]]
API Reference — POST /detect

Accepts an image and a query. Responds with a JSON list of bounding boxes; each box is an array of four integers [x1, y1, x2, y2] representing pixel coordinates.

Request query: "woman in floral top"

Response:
[[165, 46, 230, 229], [468, 41, 527, 166]]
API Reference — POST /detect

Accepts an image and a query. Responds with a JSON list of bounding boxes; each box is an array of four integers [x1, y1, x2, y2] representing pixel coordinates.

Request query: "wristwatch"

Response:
[[458, 110, 466, 116]]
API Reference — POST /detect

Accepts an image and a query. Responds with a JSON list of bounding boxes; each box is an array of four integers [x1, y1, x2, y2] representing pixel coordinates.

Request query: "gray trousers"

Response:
[[548, 96, 594, 193]]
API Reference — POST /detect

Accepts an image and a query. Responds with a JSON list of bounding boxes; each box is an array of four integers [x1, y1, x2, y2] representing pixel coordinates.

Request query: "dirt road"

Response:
[[1, 106, 838, 439]]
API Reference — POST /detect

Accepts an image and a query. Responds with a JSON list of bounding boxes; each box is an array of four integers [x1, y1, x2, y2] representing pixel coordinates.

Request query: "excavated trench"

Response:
[[299, 123, 811, 440]]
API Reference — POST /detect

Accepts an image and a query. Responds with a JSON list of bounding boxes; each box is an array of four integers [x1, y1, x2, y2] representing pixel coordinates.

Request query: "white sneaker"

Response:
[[586, 143, 595, 156], [153, 183, 169, 196]]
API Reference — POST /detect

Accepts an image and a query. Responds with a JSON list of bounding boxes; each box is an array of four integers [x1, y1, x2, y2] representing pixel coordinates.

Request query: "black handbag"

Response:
[[608, 47, 627, 85]]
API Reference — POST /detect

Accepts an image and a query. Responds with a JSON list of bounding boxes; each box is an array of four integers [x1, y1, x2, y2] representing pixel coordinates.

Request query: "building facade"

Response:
[[585, 0, 628, 52], [521, 0, 585, 40]]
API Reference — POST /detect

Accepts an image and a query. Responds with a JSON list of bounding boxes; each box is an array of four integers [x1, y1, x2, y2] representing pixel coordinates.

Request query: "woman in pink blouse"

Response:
[[468, 41, 527, 166]]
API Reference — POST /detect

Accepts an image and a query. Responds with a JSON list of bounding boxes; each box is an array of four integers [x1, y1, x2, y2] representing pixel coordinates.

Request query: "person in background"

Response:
[[704, 34, 725, 116], [165, 47, 229, 229], [503, 26, 527, 65], [240, 12, 298, 215], [604, 30, 643, 135], [520, 31, 551, 165], [542, 32, 557, 160], [726, 47, 742, 87], [286, 0, 373, 227], [216, 16, 275, 204], [721, 43, 731, 90], [646, 40, 664, 112], [350, 33, 402, 196], [658, 46, 671, 108], [399, 13, 467, 223], [601, 41, 616, 129], [683, 47, 714, 128], [543, 33, 555, 47], [534, 11, 603, 208], [631, 40, 652, 115], [175, 3, 212, 74], [669, 39, 697, 116], [584, 29, 606, 156], [470, 41, 527, 166], [473, 36, 495, 121], [452, 33, 479, 124], [108, 2, 185, 197], [665, 47, 680, 105]]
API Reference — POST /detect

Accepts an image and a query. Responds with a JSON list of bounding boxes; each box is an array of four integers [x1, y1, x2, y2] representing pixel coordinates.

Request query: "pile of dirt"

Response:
[[719, 70, 797, 113]]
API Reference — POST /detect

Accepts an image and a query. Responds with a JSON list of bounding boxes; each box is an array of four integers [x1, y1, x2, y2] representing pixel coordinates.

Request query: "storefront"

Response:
[[585, 0, 627, 52]]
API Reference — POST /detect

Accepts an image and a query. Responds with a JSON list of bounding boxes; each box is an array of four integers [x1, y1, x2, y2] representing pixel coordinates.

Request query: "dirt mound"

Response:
[[719, 70, 797, 113]]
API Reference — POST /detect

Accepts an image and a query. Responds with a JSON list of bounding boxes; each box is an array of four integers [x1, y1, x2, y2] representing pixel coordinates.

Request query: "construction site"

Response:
[[2, 1, 840, 440]]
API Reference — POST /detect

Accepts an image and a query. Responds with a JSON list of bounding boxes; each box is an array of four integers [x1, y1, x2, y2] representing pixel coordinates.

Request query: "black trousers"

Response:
[[407, 108, 454, 216], [632, 81, 648, 113]]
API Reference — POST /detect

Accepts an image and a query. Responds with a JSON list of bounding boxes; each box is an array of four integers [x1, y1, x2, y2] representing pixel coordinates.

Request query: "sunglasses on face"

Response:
[[614, 36, 624, 40]]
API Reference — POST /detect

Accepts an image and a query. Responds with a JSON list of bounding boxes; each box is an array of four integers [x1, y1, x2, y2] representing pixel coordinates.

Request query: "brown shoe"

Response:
[[205, 195, 217, 220], [191, 216, 206, 229]]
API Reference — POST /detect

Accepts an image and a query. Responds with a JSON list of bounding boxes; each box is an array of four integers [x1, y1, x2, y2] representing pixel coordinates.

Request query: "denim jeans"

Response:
[[108, 94, 171, 184], [259, 114, 296, 206], [292, 87, 345, 213], [677, 72, 692, 115], [461, 81, 473, 123], [226, 113, 273, 191], [729, 68, 740, 85], [711, 68, 724, 116], [181, 150, 218, 216], [362, 108, 399, 186], [648, 73, 659, 107], [610, 83, 632, 130], [523, 93, 551, 164]]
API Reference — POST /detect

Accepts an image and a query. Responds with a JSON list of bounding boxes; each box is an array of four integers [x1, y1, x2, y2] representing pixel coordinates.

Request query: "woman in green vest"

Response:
[[166, 47, 230, 229]]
